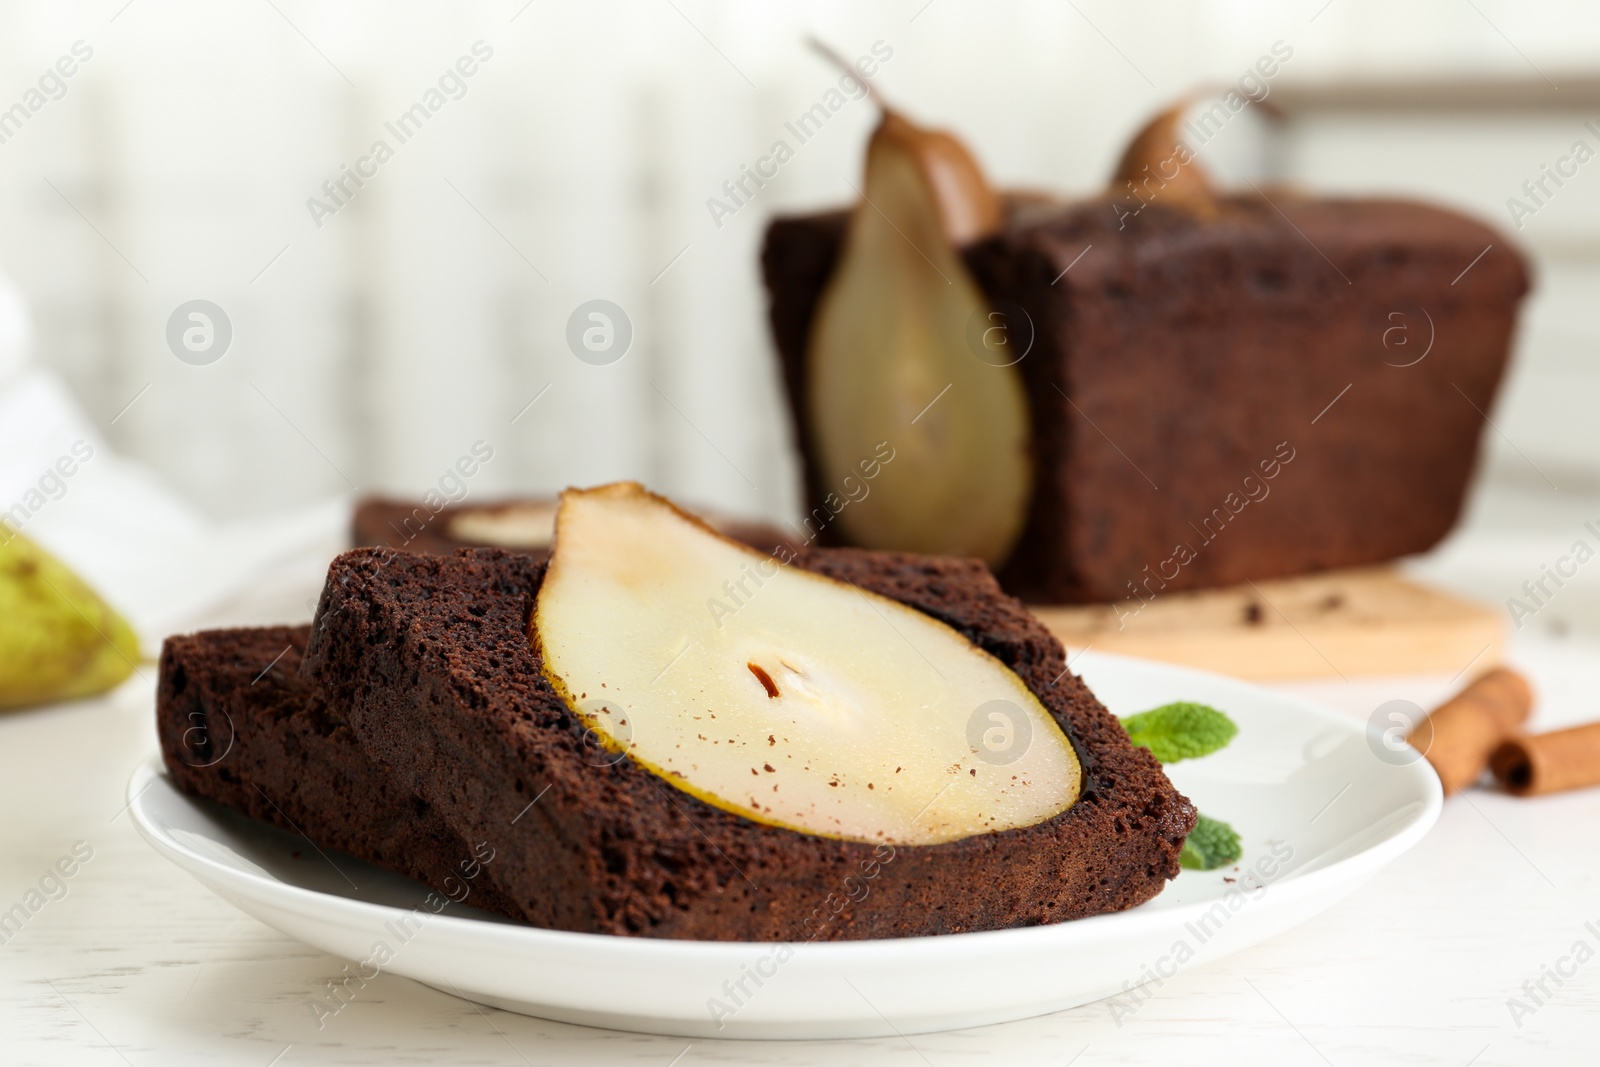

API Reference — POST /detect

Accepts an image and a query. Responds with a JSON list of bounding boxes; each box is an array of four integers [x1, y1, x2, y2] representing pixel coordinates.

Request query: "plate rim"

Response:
[[130, 649, 1443, 961]]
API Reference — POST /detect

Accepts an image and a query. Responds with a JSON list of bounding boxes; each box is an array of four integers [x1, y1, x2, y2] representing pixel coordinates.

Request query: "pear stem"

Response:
[[806, 37, 886, 109]]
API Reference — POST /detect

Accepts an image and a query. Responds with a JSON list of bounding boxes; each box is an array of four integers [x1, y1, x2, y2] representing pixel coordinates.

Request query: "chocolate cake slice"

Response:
[[762, 164, 1529, 605], [354, 495, 792, 560], [157, 625, 523, 919], [300, 540, 1195, 941]]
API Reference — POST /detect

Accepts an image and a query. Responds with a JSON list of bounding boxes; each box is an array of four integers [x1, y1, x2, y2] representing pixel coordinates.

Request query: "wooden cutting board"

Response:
[[1028, 566, 1503, 681]]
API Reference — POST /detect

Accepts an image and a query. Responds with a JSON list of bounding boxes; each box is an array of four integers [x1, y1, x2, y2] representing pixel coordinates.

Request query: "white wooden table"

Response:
[[3, 495, 1597, 1066]]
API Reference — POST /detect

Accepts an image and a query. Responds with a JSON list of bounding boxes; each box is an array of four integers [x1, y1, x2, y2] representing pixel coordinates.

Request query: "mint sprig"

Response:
[[1179, 813, 1243, 870], [1120, 701, 1237, 764]]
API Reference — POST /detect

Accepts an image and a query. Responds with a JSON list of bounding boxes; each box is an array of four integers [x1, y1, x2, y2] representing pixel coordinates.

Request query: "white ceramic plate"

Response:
[[129, 651, 1440, 1040]]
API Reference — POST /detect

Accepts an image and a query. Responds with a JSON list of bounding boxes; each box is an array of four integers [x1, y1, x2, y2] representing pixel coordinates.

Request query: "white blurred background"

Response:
[[0, 0, 1595, 528]]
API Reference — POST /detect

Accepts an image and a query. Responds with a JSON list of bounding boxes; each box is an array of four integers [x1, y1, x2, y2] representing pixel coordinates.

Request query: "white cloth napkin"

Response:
[[0, 268, 346, 655]]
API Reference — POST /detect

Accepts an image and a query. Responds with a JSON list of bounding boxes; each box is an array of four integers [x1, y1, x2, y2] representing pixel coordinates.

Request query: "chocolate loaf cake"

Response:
[[157, 625, 523, 919], [300, 544, 1194, 941], [763, 177, 1528, 605]]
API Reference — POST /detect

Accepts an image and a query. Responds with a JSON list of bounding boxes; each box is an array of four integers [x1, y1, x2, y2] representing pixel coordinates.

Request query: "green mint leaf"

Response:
[[1180, 813, 1243, 871], [1121, 701, 1238, 763]]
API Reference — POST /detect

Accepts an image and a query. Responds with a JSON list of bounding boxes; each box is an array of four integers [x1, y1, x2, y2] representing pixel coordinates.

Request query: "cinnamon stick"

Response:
[[1407, 668, 1533, 795], [1491, 723, 1600, 797]]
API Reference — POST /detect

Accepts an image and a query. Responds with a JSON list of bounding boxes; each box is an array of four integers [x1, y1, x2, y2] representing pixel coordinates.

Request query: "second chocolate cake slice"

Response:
[[157, 625, 523, 919], [302, 483, 1194, 941]]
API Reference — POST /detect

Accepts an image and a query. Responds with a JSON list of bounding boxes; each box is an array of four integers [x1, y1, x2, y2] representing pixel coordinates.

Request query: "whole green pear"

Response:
[[0, 531, 140, 709]]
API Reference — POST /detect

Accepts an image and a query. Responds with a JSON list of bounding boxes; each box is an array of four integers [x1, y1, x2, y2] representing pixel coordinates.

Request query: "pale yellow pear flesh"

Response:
[[0, 532, 140, 710], [532, 483, 1080, 846], [804, 118, 1033, 567], [448, 502, 558, 549]]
